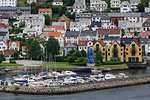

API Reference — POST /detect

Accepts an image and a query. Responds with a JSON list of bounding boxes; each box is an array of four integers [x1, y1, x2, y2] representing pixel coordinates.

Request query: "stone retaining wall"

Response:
[[0, 76, 150, 95]]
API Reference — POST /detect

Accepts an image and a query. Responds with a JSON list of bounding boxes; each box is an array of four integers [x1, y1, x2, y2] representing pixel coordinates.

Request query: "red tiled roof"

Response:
[[46, 26, 65, 30], [78, 40, 91, 46], [0, 40, 7, 45], [141, 31, 150, 37], [9, 41, 20, 47], [38, 8, 52, 12], [0, 23, 10, 28], [4, 50, 16, 56], [47, 32, 61, 37], [22, 46, 27, 52], [97, 29, 121, 35]]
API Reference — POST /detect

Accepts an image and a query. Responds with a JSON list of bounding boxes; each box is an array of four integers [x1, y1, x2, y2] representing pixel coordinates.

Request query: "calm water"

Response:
[[0, 67, 150, 100]]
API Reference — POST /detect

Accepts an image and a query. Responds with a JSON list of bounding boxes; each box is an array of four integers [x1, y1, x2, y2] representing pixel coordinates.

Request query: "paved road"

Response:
[[15, 60, 43, 66]]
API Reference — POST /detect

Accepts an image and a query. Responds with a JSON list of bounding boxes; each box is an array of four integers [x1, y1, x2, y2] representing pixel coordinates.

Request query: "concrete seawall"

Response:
[[0, 76, 150, 95]]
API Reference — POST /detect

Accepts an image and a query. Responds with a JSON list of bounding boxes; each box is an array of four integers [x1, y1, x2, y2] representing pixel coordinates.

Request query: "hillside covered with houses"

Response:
[[0, 0, 150, 65]]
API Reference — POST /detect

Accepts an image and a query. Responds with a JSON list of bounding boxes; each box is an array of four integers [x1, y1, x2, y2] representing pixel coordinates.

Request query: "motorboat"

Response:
[[104, 74, 116, 80]]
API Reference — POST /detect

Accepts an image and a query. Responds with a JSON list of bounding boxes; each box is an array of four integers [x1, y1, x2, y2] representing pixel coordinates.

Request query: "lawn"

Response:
[[97, 64, 127, 68], [42, 62, 87, 69], [0, 63, 24, 67]]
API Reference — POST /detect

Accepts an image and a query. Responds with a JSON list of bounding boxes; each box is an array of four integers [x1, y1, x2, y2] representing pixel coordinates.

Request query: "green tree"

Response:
[[44, 15, 51, 26], [103, 8, 111, 12], [134, 31, 138, 36], [114, 18, 118, 27], [64, 0, 75, 6], [28, 40, 42, 59], [0, 57, 2, 63], [121, 29, 125, 37], [45, 37, 60, 59], [19, 21, 25, 28], [137, 3, 144, 12], [95, 50, 103, 63], [80, 50, 87, 57], [11, 51, 19, 60], [72, 50, 81, 58], [75, 57, 89, 66], [0, 54, 6, 61]]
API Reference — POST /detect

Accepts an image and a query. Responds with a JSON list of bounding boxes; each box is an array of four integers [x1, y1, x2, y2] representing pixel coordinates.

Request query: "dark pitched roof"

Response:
[[93, 39, 106, 47], [78, 40, 91, 46], [91, 22, 101, 27], [104, 36, 120, 40], [65, 31, 79, 37], [120, 38, 140, 45], [140, 38, 150, 44], [80, 31, 97, 36], [143, 17, 150, 27], [64, 43, 77, 48]]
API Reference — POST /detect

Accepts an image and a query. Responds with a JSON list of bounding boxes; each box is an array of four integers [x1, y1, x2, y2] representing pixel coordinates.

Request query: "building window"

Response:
[[108, 49, 110, 51], [108, 53, 110, 56], [139, 48, 141, 51], [126, 48, 128, 51], [139, 53, 141, 55], [121, 53, 123, 55], [126, 53, 128, 55], [103, 48, 105, 51], [121, 49, 123, 51]]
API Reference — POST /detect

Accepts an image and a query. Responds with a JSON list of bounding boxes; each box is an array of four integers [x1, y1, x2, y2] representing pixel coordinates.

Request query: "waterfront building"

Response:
[[142, 17, 150, 32], [125, 40, 142, 62], [78, 40, 92, 52], [90, 39, 106, 62], [103, 36, 120, 47], [107, 41, 124, 62]]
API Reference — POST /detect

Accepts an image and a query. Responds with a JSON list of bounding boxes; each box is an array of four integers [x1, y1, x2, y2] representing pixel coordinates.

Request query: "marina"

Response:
[[0, 70, 128, 87]]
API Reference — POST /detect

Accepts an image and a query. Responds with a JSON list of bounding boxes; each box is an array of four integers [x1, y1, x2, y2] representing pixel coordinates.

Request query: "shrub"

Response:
[[0, 57, 2, 64], [103, 61, 122, 65], [56, 56, 67, 62], [68, 56, 76, 64], [14, 86, 20, 90], [75, 57, 89, 66], [10, 60, 16, 64]]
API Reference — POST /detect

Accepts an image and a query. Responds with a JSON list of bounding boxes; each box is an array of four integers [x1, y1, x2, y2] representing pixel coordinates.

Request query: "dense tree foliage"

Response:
[[45, 37, 60, 59], [95, 50, 103, 63], [11, 51, 20, 60], [44, 15, 51, 26], [0, 54, 5, 61], [121, 29, 125, 37], [27, 40, 43, 60], [137, 3, 145, 12]]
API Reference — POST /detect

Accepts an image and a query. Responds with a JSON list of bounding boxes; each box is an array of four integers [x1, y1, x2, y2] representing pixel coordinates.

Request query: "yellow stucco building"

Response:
[[107, 41, 124, 62], [125, 41, 142, 63], [90, 40, 106, 62]]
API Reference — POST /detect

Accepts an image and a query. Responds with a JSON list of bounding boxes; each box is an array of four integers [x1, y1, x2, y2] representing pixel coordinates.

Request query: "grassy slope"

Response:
[[0, 63, 24, 67], [42, 62, 88, 69]]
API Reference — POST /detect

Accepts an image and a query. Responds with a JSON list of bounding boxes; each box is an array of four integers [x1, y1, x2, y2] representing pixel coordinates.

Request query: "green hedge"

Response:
[[103, 61, 122, 65], [56, 56, 67, 62], [9, 60, 16, 64]]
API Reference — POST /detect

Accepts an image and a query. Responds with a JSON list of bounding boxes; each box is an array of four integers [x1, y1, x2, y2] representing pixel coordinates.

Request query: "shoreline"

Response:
[[0, 76, 150, 95], [0, 66, 129, 73]]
